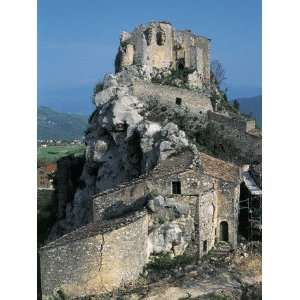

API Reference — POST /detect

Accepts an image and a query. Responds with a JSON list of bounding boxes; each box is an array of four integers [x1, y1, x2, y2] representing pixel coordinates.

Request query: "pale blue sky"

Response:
[[38, 0, 261, 113]]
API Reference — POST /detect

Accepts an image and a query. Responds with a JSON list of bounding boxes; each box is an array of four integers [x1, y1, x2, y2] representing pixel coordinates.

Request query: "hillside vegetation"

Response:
[[38, 106, 88, 140]]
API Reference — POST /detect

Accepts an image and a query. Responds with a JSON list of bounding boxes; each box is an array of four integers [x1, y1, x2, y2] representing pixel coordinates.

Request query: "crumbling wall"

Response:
[[132, 81, 213, 113], [117, 22, 174, 70], [115, 22, 210, 89], [40, 213, 148, 299], [201, 113, 261, 164], [174, 30, 210, 82], [208, 111, 256, 133]]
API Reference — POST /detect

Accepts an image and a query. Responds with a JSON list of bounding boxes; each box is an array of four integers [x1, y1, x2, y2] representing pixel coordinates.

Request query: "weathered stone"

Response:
[[40, 212, 148, 299], [115, 21, 210, 89], [153, 195, 165, 207], [40, 20, 262, 300]]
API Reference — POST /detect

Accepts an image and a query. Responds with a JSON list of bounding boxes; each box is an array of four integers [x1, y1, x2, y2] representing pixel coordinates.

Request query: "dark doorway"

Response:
[[220, 221, 229, 242], [203, 240, 207, 253], [176, 97, 182, 105], [177, 58, 185, 70], [172, 181, 181, 194]]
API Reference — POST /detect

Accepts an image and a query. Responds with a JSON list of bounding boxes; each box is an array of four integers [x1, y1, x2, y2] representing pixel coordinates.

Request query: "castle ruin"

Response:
[[39, 21, 262, 299], [115, 21, 210, 89]]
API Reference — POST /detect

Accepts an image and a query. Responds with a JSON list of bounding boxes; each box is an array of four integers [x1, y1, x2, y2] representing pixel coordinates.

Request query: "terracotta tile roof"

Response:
[[199, 152, 240, 183], [45, 163, 57, 173]]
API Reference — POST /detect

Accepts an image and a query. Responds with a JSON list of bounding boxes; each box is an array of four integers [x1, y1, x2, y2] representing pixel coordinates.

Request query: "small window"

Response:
[[176, 97, 182, 105], [203, 240, 207, 253], [156, 29, 166, 46], [172, 181, 181, 194]]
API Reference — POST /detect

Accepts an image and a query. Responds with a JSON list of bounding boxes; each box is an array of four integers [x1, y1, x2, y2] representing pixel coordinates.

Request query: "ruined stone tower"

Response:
[[115, 21, 211, 89]]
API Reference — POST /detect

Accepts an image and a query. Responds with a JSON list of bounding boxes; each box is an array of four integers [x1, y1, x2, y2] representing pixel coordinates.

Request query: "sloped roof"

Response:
[[38, 163, 57, 174], [41, 210, 147, 250], [45, 163, 57, 173], [93, 150, 240, 199], [199, 153, 240, 183], [151, 149, 194, 176], [93, 148, 195, 198]]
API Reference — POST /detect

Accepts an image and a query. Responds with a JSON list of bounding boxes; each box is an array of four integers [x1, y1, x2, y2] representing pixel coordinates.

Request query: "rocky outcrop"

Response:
[[147, 195, 194, 256], [49, 65, 198, 239]]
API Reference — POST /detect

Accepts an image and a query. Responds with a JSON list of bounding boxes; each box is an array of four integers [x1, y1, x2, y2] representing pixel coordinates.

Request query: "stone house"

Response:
[[37, 163, 57, 189], [40, 149, 241, 299], [93, 149, 241, 257]]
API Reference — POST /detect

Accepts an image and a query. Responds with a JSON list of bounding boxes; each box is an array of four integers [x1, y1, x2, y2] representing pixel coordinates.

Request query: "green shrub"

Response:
[[93, 80, 104, 96], [146, 253, 194, 271]]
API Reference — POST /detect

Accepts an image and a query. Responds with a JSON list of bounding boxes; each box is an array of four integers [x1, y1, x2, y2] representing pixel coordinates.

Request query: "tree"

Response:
[[233, 99, 240, 111], [210, 60, 226, 87], [93, 80, 104, 97]]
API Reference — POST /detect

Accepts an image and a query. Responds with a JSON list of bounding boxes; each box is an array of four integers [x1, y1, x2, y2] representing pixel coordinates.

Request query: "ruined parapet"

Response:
[[115, 21, 210, 89], [40, 211, 148, 299], [208, 111, 256, 133]]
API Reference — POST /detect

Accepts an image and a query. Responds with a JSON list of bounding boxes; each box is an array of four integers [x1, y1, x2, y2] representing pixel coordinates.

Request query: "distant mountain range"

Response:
[[38, 86, 94, 115], [235, 95, 262, 128], [38, 106, 88, 140]]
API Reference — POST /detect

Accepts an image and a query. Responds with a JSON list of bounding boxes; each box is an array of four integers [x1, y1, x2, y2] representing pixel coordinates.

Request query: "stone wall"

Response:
[[208, 111, 256, 133], [132, 81, 213, 113], [174, 29, 210, 81], [197, 190, 217, 257], [246, 120, 256, 132], [93, 168, 202, 222], [40, 212, 148, 299], [215, 182, 240, 248], [207, 111, 262, 164]]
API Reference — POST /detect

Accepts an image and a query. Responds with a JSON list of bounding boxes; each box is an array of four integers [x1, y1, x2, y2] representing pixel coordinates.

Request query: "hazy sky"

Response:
[[38, 0, 261, 111]]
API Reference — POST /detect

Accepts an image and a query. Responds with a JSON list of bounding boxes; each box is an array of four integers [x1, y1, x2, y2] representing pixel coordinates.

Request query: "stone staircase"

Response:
[[209, 241, 232, 258]]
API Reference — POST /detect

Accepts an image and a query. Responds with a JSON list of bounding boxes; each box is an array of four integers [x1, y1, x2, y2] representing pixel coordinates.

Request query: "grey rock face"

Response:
[[147, 194, 194, 256], [50, 66, 198, 238], [148, 217, 194, 256]]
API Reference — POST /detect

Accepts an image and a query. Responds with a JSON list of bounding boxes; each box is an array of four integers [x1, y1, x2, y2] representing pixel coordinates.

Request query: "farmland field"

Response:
[[37, 144, 86, 164]]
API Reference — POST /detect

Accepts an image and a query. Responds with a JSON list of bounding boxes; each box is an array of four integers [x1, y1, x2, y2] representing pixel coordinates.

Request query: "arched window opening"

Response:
[[143, 28, 152, 46], [220, 221, 229, 242], [156, 29, 166, 46]]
